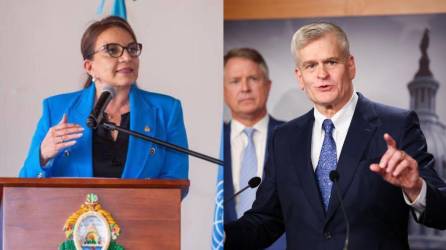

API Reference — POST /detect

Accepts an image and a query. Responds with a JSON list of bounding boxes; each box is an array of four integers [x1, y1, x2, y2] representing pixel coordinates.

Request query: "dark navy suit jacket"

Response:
[[224, 115, 284, 223], [224, 116, 286, 249], [225, 93, 446, 250]]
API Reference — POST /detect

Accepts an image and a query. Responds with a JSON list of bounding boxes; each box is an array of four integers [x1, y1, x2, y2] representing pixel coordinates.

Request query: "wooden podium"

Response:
[[0, 177, 189, 250]]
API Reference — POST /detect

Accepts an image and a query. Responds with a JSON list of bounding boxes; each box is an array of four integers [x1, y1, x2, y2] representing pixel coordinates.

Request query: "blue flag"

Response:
[[211, 128, 224, 250], [96, 0, 127, 19], [111, 0, 127, 19]]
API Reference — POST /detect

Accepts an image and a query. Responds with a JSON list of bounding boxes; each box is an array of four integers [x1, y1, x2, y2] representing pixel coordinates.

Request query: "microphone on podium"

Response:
[[224, 177, 262, 204], [330, 170, 350, 250], [86, 85, 116, 129]]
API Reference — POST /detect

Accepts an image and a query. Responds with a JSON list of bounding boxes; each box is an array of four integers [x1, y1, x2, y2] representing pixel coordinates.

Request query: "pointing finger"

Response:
[[384, 133, 397, 149], [378, 133, 398, 168]]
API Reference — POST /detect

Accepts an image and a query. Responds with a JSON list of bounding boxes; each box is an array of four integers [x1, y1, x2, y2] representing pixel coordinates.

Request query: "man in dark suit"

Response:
[[223, 48, 286, 249], [224, 23, 446, 250]]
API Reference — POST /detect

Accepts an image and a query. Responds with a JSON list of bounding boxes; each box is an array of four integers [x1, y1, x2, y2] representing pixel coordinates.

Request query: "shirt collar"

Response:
[[231, 115, 269, 140], [313, 91, 358, 130]]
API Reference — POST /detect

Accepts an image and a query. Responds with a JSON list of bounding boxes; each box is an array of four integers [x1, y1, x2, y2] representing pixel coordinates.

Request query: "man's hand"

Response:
[[370, 133, 423, 202]]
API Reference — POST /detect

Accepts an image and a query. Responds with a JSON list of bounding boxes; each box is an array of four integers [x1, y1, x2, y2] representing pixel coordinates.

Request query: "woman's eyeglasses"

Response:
[[88, 42, 143, 58]]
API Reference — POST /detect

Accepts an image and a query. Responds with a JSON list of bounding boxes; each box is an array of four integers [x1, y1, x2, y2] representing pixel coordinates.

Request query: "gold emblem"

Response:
[[144, 126, 151, 132], [59, 193, 124, 250]]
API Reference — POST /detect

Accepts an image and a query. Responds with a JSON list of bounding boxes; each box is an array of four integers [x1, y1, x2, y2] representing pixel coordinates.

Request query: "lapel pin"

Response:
[[144, 126, 151, 132], [150, 147, 156, 156]]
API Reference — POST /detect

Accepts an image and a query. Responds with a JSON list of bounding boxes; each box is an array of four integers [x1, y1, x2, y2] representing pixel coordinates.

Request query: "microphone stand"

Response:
[[101, 121, 224, 166], [330, 171, 350, 250], [224, 177, 262, 204]]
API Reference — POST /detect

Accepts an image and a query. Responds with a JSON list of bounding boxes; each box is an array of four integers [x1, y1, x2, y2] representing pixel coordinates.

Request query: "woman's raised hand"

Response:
[[39, 114, 84, 166]]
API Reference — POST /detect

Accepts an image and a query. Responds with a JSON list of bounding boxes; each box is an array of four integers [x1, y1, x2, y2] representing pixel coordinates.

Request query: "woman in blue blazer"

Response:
[[19, 16, 188, 179]]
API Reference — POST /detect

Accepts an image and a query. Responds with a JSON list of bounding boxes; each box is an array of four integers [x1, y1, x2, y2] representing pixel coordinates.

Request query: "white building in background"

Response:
[[408, 29, 446, 250]]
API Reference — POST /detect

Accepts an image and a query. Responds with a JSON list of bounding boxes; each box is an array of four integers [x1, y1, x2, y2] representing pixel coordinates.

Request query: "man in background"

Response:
[[223, 48, 286, 249]]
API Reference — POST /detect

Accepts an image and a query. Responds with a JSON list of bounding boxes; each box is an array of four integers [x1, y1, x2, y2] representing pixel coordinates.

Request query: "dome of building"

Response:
[[407, 29, 446, 250]]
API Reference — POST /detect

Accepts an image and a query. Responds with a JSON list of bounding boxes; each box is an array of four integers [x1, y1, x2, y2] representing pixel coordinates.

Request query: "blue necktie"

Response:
[[237, 128, 258, 218], [316, 119, 337, 210]]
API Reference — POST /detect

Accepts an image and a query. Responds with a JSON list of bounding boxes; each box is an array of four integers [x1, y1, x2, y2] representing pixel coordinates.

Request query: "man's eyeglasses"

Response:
[[88, 42, 143, 58]]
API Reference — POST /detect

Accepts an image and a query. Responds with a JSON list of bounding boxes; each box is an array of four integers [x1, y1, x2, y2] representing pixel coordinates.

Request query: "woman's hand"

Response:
[[39, 114, 84, 166]]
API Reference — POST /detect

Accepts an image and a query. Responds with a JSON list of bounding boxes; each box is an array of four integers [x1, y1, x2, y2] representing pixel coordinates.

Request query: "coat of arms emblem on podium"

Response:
[[59, 193, 125, 250]]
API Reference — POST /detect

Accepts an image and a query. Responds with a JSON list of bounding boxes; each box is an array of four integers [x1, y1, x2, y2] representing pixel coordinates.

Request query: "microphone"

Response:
[[86, 85, 223, 166], [86, 85, 116, 129], [330, 170, 350, 250], [224, 176, 261, 204]]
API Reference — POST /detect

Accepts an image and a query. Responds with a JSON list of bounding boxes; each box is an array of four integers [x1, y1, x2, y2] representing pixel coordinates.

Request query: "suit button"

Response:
[[324, 232, 332, 239], [149, 147, 156, 156]]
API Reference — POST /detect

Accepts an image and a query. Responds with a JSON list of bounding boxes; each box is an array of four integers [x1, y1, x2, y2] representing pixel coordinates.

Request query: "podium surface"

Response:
[[0, 177, 189, 250]]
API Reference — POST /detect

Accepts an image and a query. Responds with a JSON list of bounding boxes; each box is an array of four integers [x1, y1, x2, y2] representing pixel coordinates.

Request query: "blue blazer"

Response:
[[225, 93, 446, 250], [19, 84, 188, 179]]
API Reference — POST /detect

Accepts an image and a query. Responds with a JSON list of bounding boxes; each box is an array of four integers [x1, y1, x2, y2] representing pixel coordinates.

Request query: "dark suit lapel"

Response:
[[292, 111, 327, 220], [326, 93, 379, 221], [264, 116, 284, 167], [224, 121, 238, 223]]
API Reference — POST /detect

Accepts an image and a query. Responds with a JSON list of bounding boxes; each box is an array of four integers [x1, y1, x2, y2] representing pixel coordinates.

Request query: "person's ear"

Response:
[[295, 67, 304, 90], [83, 59, 94, 77], [347, 55, 356, 80], [266, 79, 272, 93]]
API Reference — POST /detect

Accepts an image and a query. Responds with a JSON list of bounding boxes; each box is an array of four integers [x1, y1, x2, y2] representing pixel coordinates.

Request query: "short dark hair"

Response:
[[81, 16, 138, 88], [224, 48, 269, 80]]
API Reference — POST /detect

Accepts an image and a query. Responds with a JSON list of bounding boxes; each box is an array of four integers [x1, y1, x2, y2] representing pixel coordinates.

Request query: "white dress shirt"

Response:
[[311, 93, 358, 169], [231, 115, 269, 192], [311, 92, 426, 214]]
